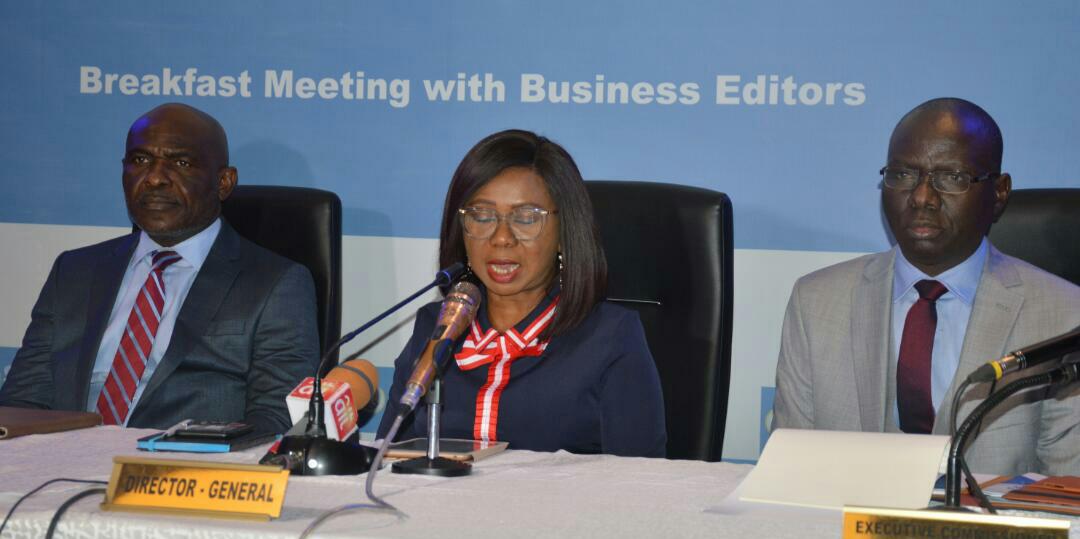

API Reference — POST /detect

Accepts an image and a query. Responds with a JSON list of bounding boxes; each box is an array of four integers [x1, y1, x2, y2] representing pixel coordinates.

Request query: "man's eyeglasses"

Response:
[[879, 166, 996, 194], [458, 206, 556, 241]]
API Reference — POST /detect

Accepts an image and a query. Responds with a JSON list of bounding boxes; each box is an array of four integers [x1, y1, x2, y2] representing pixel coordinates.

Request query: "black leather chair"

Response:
[[221, 185, 343, 368], [585, 181, 734, 461], [988, 188, 1080, 287]]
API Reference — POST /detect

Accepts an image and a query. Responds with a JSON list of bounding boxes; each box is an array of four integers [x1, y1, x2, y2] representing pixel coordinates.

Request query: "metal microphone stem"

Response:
[[392, 340, 471, 477], [427, 378, 441, 460]]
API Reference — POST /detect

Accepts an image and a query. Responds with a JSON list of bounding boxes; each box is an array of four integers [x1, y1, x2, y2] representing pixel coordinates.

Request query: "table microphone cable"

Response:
[[299, 413, 408, 539], [0, 478, 108, 538], [44, 487, 107, 539]]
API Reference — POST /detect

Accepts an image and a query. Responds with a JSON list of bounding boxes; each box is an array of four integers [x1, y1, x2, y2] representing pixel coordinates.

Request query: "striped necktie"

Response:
[[96, 250, 182, 425]]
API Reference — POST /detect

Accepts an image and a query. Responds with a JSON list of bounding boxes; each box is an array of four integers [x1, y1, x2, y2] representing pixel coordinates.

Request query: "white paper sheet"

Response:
[[738, 428, 950, 510]]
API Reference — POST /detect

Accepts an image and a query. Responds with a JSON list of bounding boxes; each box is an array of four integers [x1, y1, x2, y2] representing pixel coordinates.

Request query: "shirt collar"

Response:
[[892, 236, 988, 305], [475, 284, 561, 335], [132, 218, 222, 271]]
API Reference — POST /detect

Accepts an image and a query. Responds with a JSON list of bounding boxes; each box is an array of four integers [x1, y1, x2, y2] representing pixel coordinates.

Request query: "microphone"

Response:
[[326, 359, 379, 410], [263, 264, 468, 476], [946, 359, 1080, 507], [284, 359, 379, 440], [966, 326, 1080, 383], [261, 359, 380, 476], [305, 263, 466, 439], [315, 262, 468, 377], [399, 281, 482, 413]]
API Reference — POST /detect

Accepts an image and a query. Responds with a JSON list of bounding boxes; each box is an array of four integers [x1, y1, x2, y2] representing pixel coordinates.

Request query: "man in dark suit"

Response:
[[0, 103, 319, 435]]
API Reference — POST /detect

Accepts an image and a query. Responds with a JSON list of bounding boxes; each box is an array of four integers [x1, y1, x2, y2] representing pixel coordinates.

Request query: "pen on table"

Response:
[[165, 419, 193, 436], [150, 419, 193, 443]]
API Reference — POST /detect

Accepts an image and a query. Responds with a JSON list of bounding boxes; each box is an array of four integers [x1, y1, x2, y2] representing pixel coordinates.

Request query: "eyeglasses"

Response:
[[458, 206, 557, 241], [879, 166, 996, 194]]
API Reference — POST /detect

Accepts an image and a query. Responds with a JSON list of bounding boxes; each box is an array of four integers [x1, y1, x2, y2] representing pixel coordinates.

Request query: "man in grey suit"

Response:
[[772, 98, 1080, 475], [0, 103, 319, 435]]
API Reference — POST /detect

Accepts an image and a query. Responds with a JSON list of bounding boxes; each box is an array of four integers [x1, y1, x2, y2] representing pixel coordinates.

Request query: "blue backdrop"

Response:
[[2, 1, 1078, 458], [5, 2, 1078, 251]]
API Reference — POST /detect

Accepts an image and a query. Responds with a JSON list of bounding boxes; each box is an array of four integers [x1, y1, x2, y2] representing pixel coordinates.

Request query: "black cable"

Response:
[[44, 487, 106, 539], [960, 458, 997, 514], [0, 478, 108, 538]]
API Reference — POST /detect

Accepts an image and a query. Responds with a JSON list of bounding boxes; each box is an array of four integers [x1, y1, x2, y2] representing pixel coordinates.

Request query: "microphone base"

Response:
[[262, 435, 377, 476], [391, 456, 471, 477]]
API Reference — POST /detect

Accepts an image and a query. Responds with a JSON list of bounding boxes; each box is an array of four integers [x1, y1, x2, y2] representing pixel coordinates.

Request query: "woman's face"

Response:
[[461, 166, 560, 306]]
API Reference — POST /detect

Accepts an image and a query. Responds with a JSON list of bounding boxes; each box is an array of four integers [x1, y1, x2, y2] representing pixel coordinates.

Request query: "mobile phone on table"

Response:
[[173, 420, 254, 439]]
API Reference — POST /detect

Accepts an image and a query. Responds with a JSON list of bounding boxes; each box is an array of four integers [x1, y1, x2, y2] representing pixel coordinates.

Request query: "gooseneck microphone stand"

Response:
[[267, 263, 465, 475], [308, 262, 465, 436], [392, 339, 471, 477], [944, 357, 1080, 508]]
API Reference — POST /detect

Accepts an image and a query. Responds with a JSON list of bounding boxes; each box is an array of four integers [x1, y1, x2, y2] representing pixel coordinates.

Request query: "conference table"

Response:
[[1, 427, 1075, 538]]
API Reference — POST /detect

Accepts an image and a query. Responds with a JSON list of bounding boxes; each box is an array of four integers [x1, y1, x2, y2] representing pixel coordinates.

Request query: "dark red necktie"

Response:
[[897, 279, 948, 434], [96, 250, 182, 425]]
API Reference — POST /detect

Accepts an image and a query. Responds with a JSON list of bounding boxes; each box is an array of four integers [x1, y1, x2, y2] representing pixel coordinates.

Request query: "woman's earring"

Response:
[[557, 252, 564, 286]]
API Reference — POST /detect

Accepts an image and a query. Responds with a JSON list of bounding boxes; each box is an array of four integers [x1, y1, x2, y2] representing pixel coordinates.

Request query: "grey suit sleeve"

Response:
[[0, 254, 61, 409], [1036, 373, 1080, 475], [243, 263, 320, 435], [772, 278, 815, 429], [1029, 273, 1080, 475]]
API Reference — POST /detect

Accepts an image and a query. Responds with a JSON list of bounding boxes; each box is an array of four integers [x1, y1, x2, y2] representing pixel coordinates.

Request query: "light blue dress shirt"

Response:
[[85, 219, 222, 423], [890, 237, 989, 423]]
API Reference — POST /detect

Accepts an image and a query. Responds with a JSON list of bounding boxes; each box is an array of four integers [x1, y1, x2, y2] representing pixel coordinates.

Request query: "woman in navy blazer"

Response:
[[378, 130, 666, 457]]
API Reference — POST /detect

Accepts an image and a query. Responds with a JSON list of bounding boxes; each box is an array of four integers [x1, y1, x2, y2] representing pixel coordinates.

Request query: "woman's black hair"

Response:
[[438, 129, 607, 339]]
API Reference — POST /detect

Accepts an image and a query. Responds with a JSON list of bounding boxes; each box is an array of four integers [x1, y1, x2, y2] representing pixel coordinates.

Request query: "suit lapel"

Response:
[[850, 250, 895, 431], [934, 246, 1023, 434], [137, 223, 243, 406], [74, 233, 137, 408]]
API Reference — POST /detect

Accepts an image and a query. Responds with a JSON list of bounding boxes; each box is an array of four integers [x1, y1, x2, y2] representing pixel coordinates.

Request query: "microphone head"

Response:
[[436, 262, 467, 286], [435, 280, 482, 341], [324, 359, 379, 411], [449, 279, 482, 303]]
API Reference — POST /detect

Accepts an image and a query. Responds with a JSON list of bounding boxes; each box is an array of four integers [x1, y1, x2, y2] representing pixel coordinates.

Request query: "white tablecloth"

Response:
[[0, 426, 1074, 538]]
